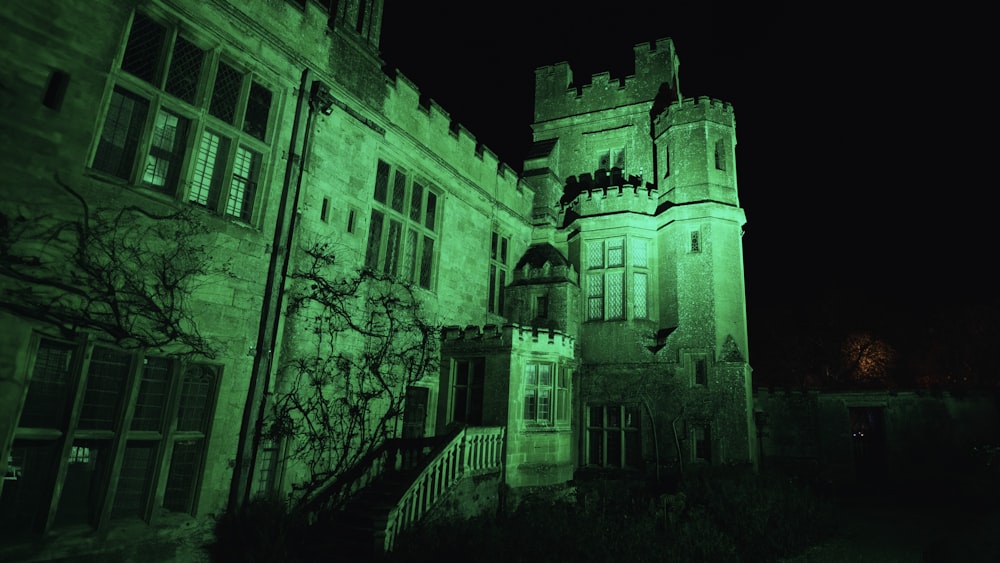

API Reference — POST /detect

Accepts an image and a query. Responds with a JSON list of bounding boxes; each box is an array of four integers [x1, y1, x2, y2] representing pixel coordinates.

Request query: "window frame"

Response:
[[714, 139, 726, 171], [0, 334, 220, 536], [488, 231, 510, 315], [597, 146, 626, 172], [450, 357, 485, 426], [523, 362, 569, 427], [89, 10, 276, 226], [585, 404, 642, 469], [585, 236, 651, 321], [364, 159, 440, 290], [692, 423, 712, 463]]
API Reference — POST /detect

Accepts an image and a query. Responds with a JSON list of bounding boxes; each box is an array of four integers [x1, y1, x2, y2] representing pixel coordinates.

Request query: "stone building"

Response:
[[0, 0, 752, 559]]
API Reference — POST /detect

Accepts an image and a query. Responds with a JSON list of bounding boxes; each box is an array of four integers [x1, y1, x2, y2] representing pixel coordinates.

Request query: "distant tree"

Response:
[[265, 241, 438, 509], [838, 331, 896, 385], [0, 177, 219, 357]]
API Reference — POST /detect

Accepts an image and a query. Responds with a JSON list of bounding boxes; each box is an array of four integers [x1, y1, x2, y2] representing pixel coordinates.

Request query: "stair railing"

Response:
[[381, 425, 506, 552]]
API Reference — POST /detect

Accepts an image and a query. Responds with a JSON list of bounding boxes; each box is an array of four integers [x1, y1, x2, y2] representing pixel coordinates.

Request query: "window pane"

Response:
[[409, 181, 423, 222], [225, 145, 260, 222], [632, 239, 648, 268], [210, 61, 243, 124], [588, 430, 603, 465], [20, 339, 74, 429], [189, 131, 230, 208], [524, 364, 537, 386], [608, 238, 624, 267], [488, 264, 497, 314], [55, 440, 110, 527], [587, 274, 604, 320], [364, 210, 384, 270], [141, 109, 189, 193], [633, 272, 648, 319], [607, 407, 621, 428], [696, 426, 712, 461], [384, 219, 402, 275], [424, 191, 436, 230], [497, 269, 506, 313], [176, 365, 216, 432], [243, 81, 272, 141], [131, 357, 171, 431], [373, 160, 390, 203], [390, 170, 406, 213], [401, 229, 417, 282], [537, 389, 550, 422], [587, 241, 604, 269], [252, 438, 278, 499], [607, 431, 622, 468], [524, 394, 536, 420], [78, 347, 131, 430], [607, 272, 624, 320], [112, 443, 156, 520], [598, 151, 610, 171], [93, 88, 149, 179], [469, 364, 484, 426], [587, 406, 602, 427], [418, 236, 433, 289], [121, 12, 166, 84], [163, 439, 204, 513], [0, 441, 61, 536], [164, 36, 205, 104], [453, 385, 468, 423], [538, 364, 552, 386]]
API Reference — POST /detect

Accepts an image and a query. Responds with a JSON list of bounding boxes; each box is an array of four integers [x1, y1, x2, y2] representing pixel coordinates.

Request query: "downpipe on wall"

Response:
[[229, 68, 316, 510]]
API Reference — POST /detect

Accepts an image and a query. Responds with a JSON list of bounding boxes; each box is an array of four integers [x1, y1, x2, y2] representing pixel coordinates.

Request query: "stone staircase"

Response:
[[299, 426, 506, 557]]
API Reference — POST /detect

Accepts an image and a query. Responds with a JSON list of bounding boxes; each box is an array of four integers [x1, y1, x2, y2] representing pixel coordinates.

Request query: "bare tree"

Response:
[[0, 177, 220, 358], [266, 241, 438, 507], [836, 332, 896, 386]]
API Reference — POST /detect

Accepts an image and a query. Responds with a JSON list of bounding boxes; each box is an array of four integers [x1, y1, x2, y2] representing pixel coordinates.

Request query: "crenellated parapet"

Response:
[[560, 182, 658, 218], [383, 69, 528, 206], [533, 38, 679, 123], [440, 324, 575, 356], [654, 96, 735, 137]]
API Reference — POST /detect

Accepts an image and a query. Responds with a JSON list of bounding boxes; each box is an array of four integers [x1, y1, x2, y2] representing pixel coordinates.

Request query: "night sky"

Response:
[[379, 1, 992, 383]]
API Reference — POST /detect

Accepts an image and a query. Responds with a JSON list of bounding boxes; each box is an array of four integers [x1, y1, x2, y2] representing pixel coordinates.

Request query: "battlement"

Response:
[[533, 38, 679, 123], [441, 323, 575, 356], [384, 70, 528, 207], [654, 96, 735, 136], [560, 181, 658, 219]]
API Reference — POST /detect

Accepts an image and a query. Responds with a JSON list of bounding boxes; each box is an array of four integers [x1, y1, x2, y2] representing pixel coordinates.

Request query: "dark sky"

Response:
[[379, 1, 991, 371]]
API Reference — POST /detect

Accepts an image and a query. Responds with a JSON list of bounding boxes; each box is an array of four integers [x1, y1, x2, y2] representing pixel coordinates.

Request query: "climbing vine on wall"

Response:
[[267, 241, 438, 506], [0, 176, 219, 358]]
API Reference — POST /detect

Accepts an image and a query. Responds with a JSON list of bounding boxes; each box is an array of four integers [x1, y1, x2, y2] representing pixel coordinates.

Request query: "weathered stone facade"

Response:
[[0, 0, 753, 559]]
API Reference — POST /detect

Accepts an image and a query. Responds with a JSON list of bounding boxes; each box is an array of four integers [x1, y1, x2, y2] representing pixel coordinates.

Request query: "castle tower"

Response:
[[653, 97, 754, 465], [652, 97, 747, 358], [525, 41, 755, 470]]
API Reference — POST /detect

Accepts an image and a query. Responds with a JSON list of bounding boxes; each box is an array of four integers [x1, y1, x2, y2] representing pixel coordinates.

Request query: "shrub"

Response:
[[207, 499, 303, 563]]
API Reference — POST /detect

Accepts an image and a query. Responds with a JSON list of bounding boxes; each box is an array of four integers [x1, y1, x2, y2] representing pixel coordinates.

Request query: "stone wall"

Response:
[[754, 388, 1000, 485]]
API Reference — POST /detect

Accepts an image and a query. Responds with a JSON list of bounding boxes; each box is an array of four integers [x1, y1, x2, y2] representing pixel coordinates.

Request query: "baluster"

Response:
[[473, 435, 482, 472]]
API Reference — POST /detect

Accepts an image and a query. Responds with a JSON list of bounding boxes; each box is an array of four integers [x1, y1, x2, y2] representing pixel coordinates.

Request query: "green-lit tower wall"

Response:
[[523, 39, 755, 470]]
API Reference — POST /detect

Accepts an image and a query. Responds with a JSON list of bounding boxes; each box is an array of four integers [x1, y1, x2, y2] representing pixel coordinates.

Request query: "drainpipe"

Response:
[[229, 68, 313, 510]]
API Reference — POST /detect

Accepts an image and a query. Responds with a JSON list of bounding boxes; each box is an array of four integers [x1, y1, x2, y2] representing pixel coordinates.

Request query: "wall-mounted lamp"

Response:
[[310, 81, 335, 115]]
